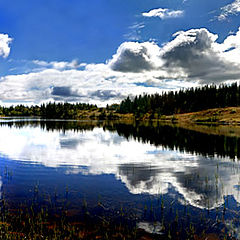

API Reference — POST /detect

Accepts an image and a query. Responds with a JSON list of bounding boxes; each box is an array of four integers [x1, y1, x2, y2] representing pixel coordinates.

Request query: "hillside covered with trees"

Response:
[[118, 82, 240, 118], [1, 82, 240, 121]]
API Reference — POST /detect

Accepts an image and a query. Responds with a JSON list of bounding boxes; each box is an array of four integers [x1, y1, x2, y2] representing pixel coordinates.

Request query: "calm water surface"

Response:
[[0, 119, 240, 238]]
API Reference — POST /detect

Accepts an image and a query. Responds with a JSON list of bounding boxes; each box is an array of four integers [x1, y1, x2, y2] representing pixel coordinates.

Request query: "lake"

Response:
[[0, 119, 240, 239]]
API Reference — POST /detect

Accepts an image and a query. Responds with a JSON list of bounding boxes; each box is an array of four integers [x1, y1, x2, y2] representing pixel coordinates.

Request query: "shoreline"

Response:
[[2, 106, 240, 126]]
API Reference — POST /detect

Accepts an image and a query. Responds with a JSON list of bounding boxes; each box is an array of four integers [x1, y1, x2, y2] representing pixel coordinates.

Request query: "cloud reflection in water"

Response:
[[0, 124, 239, 209]]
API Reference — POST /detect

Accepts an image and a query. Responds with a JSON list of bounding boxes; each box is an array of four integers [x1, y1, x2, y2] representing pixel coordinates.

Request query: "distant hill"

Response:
[[118, 82, 240, 119]]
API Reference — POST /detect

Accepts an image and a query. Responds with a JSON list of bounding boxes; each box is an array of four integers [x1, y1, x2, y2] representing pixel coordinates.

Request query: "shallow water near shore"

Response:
[[0, 119, 240, 239]]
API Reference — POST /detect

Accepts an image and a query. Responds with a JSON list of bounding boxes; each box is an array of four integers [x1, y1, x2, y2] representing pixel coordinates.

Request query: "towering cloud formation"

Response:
[[108, 42, 161, 72], [1, 28, 240, 104], [160, 28, 239, 83], [0, 34, 12, 58], [109, 28, 240, 83]]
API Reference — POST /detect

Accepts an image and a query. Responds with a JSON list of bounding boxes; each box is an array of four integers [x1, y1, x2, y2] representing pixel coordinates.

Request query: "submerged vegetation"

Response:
[[0, 192, 139, 239], [0, 181, 236, 240]]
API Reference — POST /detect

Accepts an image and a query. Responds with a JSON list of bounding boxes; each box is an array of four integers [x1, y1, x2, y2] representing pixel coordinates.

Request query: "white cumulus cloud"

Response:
[[218, 0, 240, 20], [109, 28, 240, 84], [160, 28, 237, 83], [1, 27, 240, 104], [142, 8, 184, 19], [108, 42, 162, 72], [0, 66, 166, 105], [0, 33, 12, 58], [33, 59, 86, 70]]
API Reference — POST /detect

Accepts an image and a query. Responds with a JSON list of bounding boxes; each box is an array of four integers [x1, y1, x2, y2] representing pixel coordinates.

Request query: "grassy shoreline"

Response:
[[2, 106, 240, 125], [119, 106, 240, 125], [158, 107, 240, 125]]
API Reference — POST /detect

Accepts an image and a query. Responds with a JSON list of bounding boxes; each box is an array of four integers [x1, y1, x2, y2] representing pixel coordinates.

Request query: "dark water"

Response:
[[0, 119, 240, 238]]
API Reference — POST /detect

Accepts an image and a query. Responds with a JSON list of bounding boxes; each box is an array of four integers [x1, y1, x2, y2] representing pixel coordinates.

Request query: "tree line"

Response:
[[1, 82, 240, 119], [0, 102, 98, 119], [118, 82, 240, 117]]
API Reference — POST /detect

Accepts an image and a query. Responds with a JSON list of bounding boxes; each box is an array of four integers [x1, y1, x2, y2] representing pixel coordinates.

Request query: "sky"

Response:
[[0, 0, 240, 105]]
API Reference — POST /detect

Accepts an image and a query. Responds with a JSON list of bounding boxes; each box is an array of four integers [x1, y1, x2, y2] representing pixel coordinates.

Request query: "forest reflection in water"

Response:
[[0, 119, 240, 238], [2, 118, 240, 159]]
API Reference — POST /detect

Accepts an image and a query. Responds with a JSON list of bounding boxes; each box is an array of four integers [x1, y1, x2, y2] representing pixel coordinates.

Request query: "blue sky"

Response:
[[0, 0, 240, 105]]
